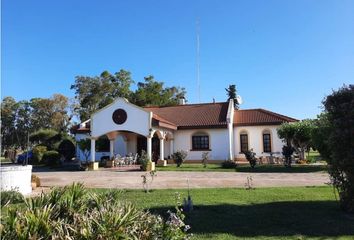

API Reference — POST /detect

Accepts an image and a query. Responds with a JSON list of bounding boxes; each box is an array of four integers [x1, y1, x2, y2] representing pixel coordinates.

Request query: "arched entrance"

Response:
[[137, 133, 160, 162]]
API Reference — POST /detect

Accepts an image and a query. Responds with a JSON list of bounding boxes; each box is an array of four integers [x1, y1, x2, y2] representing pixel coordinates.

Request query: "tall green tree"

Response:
[[50, 94, 72, 132], [225, 84, 239, 109], [71, 69, 134, 121], [15, 100, 32, 150], [1, 97, 18, 151], [131, 75, 186, 107], [313, 85, 354, 213], [1, 94, 72, 151]]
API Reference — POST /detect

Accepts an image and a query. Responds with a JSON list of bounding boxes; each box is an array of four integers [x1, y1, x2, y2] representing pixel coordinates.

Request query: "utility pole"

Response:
[[196, 19, 201, 103]]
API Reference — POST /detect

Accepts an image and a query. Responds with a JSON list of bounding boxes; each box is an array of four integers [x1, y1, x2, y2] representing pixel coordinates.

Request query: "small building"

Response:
[[72, 98, 298, 163]]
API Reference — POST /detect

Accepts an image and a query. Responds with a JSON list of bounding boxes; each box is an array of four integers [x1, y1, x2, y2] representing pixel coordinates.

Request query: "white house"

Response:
[[72, 98, 298, 163]]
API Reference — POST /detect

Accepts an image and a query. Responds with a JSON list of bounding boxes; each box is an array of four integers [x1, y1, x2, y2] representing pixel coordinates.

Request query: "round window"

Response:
[[112, 109, 127, 125]]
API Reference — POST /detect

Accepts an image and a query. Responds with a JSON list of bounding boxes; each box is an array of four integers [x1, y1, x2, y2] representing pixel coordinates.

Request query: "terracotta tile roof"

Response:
[[152, 113, 177, 130], [71, 103, 298, 133], [234, 108, 298, 126], [146, 102, 229, 129]]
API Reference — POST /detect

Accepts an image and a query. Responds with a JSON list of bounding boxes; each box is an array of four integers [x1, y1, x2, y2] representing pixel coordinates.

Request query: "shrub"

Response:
[[0, 183, 190, 239], [0, 190, 24, 206], [100, 155, 110, 167], [202, 152, 210, 168], [29, 129, 62, 150], [314, 85, 354, 213], [138, 150, 149, 171], [77, 139, 91, 161], [42, 150, 61, 166], [58, 139, 76, 161], [172, 150, 188, 167], [31, 174, 41, 187], [282, 145, 294, 167], [243, 149, 257, 168], [221, 160, 237, 169], [32, 145, 47, 164]]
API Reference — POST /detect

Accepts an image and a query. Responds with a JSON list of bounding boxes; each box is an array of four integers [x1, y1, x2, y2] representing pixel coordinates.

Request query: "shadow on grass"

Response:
[[150, 201, 354, 238], [235, 165, 328, 173]]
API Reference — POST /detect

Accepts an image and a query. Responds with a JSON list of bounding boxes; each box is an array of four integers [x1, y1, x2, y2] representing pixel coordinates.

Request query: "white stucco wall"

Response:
[[0, 165, 32, 195], [91, 98, 150, 138], [173, 128, 229, 161], [233, 125, 284, 159]]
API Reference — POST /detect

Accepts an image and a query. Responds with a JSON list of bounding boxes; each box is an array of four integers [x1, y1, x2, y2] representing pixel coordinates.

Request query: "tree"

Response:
[[14, 100, 32, 150], [131, 75, 186, 107], [1, 94, 72, 151], [29, 129, 61, 150], [225, 85, 239, 109], [77, 139, 91, 161], [71, 70, 134, 121], [50, 94, 72, 132], [58, 139, 76, 161], [277, 120, 314, 161], [30, 97, 54, 130], [1, 97, 18, 152], [311, 113, 331, 159], [314, 85, 354, 213]]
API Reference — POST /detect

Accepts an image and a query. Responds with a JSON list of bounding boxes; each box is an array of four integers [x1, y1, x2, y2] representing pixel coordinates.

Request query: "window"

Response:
[[240, 134, 248, 153], [192, 133, 209, 150], [263, 132, 271, 153]]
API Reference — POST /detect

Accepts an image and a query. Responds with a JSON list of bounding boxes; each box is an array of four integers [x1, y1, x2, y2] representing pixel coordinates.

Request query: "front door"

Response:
[[152, 136, 160, 162]]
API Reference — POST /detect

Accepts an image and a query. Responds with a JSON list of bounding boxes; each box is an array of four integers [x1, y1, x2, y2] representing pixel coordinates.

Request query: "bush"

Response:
[[138, 150, 149, 171], [42, 150, 61, 166], [58, 139, 76, 161], [29, 129, 62, 150], [282, 145, 294, 167], [314, 85, 354, 213], [243, 149, 257, 168], [202, 152, 210, 168], [31, 174, 41, 187], [0, 190, 24, 206], [172, 150, 188, 167], [0, 183, 190, 239], [100, 155, 110, 167], [32, 145, 47, 164], [221, 160, 237, 169]]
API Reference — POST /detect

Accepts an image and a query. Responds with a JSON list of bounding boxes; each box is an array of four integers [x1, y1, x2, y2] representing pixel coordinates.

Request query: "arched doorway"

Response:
[[136, 133, 160, 162]]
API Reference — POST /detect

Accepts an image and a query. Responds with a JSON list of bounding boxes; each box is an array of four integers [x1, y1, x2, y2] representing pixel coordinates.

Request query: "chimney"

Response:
[[178, 97, 186, 105]]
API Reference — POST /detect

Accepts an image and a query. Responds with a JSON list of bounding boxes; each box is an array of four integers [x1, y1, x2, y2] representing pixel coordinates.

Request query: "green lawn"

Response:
[[157, 163, 328, 173], [95, 186, 354, 240], [0, 157, 11, 164]]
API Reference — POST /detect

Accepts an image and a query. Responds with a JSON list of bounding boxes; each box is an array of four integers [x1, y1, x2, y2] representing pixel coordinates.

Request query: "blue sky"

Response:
[[2, 0, 354, 119]]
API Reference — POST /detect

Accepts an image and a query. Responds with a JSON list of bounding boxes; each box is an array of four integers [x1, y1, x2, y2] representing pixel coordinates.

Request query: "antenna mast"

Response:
[[196, 19, 201, 103]]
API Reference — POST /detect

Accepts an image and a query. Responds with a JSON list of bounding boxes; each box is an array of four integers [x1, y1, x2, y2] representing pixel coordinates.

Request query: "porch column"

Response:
[[90, 138, 96, 162], [109, 139, 114, 159], [106, 132, 119, 159], [228, 122, 233, 161], [159, 138, 164, 160], [147, 136, 152, 161], [170, 139, 174, 156]]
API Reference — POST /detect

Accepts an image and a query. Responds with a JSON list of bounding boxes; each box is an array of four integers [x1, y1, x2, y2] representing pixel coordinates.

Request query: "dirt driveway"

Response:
[[34, 169, 330, 190]]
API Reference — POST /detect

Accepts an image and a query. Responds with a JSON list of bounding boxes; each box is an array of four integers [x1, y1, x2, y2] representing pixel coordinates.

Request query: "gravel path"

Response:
[[33, 169, 330, 190]]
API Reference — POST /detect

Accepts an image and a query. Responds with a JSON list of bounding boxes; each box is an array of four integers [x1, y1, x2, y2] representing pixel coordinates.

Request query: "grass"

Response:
[[157, 163, 328, 173], [0, 157, 11, 164], [306, 150, 323, 163], [94, 186, 354, 240]]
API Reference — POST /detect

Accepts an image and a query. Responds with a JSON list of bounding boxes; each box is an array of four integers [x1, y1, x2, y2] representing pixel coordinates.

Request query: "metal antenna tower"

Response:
[[196, 19, 201, 103]]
